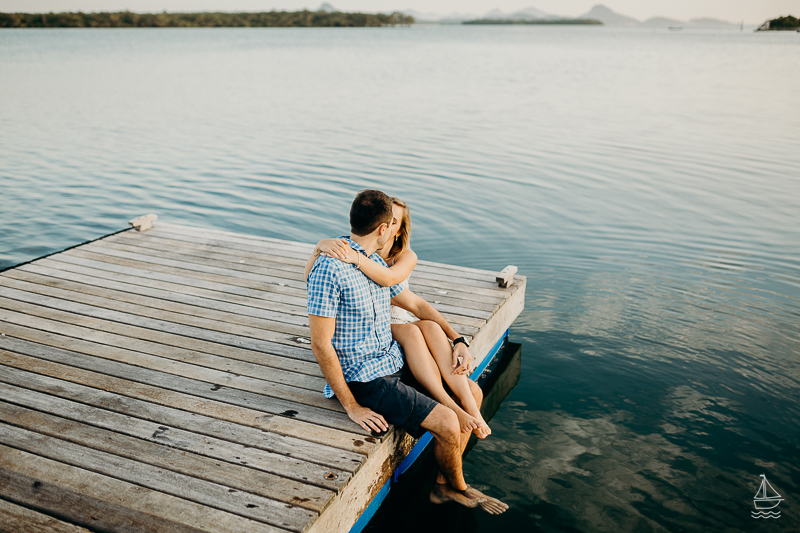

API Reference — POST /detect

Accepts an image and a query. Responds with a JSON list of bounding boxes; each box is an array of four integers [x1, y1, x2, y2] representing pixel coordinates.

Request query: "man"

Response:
[[307, 189, 507, 512]]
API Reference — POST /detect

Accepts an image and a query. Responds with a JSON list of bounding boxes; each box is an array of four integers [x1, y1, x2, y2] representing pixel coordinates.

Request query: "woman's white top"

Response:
[[390, 278, 418, 324]]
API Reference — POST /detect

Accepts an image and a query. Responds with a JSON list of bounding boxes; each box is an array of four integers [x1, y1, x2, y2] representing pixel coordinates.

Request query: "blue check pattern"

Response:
[[307, 237, 405, 398]]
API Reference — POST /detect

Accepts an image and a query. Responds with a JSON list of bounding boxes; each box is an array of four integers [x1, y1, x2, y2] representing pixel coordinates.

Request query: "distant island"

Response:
[[756, 15, 800, 31], [408, 4, 737, 28], [463, 18, 601, 25], [0, 10, 414, 28]]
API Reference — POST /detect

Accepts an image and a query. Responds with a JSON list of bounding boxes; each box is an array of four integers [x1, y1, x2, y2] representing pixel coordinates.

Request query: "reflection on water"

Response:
[[1, 26, 799, 531], [467, 329, 800, 531]]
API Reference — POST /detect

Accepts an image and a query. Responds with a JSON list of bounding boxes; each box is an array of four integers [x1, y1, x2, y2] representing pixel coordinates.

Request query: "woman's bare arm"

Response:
[[307, 239, 418, 287], [304, 238, 350, 281], [356, 248, 418, 287]]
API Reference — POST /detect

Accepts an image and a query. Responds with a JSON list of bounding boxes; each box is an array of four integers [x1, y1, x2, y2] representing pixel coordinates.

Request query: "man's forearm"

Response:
[[413, 300, 460, 340], [311, 341, 360, 411]]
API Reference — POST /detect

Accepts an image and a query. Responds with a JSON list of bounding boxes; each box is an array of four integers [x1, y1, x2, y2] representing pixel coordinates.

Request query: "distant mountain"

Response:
[[437, 11, 479, 24], [641, 16, 684, 27], [507, 7, 559, 20], [479, 6, 559, 20], [317, 3, 337, 12], [483, 9, 506, 19], [401, 4, 733, 28], [688, 17, 736, 27], [579, 4, 639, 26]]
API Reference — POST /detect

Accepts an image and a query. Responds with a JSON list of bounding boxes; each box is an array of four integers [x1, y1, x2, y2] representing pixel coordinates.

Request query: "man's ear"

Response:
[[377, 222, 389, 236]]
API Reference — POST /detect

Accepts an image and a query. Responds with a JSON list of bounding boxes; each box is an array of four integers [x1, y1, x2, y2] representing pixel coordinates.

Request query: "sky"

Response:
[[0, 1, 797, 24]]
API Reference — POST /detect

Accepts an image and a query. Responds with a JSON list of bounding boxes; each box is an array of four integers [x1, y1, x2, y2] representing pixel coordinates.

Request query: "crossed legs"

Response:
[[405, 320, 491, 438], [391, 324, 479, 434]]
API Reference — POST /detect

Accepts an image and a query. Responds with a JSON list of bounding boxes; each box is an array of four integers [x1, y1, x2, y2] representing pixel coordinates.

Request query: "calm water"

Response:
[[1, 26, 799, 531]]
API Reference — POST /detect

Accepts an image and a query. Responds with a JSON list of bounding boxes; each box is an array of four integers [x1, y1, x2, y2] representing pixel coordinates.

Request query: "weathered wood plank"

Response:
[[19, 259, 483, 332], [468, 277, 527, 370], [2, 267, 311, 332], [156, 223, 313, 253], [0, 312, 324, 391], [65, 247, 308, 299], [101, 234, 506, 306], [0, 277, 312, 352], [145, 225, 511, 295], [95, 238, 501, 313], [25, 258, 311, 322], [0, 423, 318, 531], [0, 221, 526, 533], [0, 304, 320, 385], [0, 275, 322, 357], [0, 336, 354, 431], [0, 287, 318, 363], [0, 273, 311, 338], [50, 253, 309, 307], [150, 225, 512, 296], [0, 349, 372, 449], [0, 270, 488, 339], [25, 256, 489, 331], [0, 299, 322, 379], [36, 254, 489, 333], [136, 226, 505, 283], [155, 222, 514, 285], [304, 427, 416, 533], [98, 239, 308, 282], [80, 241, 502, 315], [11, 262, 310, 325], [0, 400, 340, 508], [111, 231, 310, 272], [0, 443, 288, 533], [81, 244, 307, 291], [0, 364, 370, 466], [0, 498, 92, 533]]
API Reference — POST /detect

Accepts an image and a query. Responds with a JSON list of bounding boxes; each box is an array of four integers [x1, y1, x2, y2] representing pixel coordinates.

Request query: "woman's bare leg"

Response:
[[391, 323, 478, 434], [416, 320, 491, 439]]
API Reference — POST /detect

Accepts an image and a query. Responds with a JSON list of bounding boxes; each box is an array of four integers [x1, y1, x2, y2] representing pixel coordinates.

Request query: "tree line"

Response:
[[0, 10, 415, 28], [763, 15, 799, 30]]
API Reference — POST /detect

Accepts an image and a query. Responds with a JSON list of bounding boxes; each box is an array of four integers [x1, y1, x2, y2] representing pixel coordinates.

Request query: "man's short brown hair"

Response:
[[350, 190, 393, 236]]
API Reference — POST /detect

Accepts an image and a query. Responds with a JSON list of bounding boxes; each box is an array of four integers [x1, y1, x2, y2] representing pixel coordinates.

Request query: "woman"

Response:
[[304, 198, 490, 439]]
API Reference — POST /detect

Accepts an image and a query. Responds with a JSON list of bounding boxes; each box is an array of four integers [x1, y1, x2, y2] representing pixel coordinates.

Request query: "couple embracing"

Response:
[[306, 189, 507, 512]]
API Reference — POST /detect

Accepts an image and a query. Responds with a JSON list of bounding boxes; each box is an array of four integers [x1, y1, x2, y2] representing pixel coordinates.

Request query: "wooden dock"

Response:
[[0, 220, 526, 533]]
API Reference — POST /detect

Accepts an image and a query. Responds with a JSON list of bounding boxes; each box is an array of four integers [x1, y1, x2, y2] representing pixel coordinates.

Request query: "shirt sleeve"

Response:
[[390, 281, 404, 298], [307, 257, 341, 318]]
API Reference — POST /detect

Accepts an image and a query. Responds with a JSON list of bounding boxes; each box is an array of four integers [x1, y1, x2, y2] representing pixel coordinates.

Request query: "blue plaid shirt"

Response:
[[307, 237, 405, 398]]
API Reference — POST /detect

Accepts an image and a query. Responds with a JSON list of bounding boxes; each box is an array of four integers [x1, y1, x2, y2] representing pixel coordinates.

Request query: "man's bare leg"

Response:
[[434, 379, 509, 514], [420, 404, 485, 507]]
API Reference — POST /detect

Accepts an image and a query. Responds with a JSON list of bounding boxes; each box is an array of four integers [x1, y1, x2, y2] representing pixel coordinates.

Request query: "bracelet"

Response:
[[356, 254, 361, 270]]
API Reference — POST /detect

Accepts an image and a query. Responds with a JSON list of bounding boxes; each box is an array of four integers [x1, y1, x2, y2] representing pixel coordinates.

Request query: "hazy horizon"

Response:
[[0, 0, 797, 25]]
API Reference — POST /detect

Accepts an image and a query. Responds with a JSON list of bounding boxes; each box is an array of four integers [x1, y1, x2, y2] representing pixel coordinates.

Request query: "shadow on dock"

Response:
[[363, 342, 522, 533]]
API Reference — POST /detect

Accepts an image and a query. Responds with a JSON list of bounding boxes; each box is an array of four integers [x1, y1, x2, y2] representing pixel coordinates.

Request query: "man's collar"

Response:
[[340, 236, 369, 256]]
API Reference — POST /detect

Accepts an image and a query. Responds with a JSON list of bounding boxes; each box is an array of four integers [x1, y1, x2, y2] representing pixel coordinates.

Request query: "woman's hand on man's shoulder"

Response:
[[318, 238, 356, 263]]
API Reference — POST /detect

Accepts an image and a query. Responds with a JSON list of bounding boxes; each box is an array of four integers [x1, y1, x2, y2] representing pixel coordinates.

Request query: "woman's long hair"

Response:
[[386, 197, 411, 263]]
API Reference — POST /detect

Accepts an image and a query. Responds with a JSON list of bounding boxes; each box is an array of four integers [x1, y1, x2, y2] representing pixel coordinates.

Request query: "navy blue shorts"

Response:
[[348, 365, 438, 439]]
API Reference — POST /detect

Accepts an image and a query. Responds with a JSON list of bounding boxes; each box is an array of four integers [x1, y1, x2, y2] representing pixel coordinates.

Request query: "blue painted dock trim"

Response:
[[348, 329, 509, 533]]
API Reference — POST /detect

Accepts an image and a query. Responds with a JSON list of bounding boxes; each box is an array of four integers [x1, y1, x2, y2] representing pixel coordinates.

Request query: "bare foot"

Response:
[[463, 485, 508, 515], [454, 407, 478, 434], [466, 408, 491, 439], [430, 482, 486, 508]]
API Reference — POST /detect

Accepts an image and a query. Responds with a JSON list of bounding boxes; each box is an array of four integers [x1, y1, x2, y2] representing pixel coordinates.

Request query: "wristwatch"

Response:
[[453, 336, 470, 348]]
